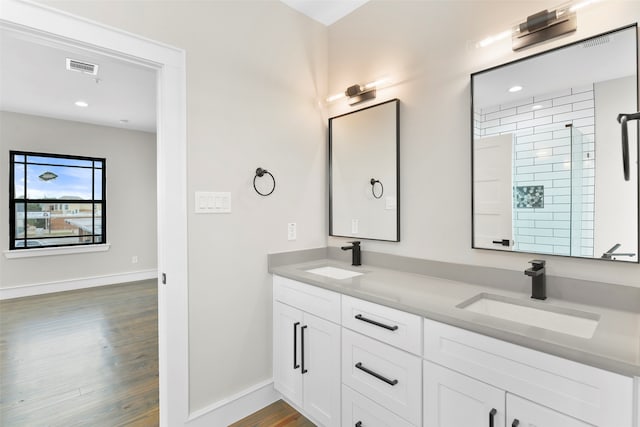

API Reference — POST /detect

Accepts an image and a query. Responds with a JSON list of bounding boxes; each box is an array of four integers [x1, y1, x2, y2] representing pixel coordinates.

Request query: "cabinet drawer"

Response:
[[342, 295, 422, 355], [342, 384, 415, 427], [273, 275, 340, 323], [342, 329, 422, 426], [424, 318, 633, 427]]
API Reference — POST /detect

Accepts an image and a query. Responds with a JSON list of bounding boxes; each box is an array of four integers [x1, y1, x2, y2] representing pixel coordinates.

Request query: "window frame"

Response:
[[9, 150, 107, 250]]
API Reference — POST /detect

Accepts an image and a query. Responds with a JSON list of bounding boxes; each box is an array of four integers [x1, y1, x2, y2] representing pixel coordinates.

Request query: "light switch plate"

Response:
[[287, 223, 297, 241], [351, 219, 359, 234], [195, 191, 231, 213]]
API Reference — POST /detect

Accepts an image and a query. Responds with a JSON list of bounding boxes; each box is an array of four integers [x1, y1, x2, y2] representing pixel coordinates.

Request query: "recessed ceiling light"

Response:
[[532, 104, 543, 110], [74, 101, 89, 107], [508, 85, 523, 93]]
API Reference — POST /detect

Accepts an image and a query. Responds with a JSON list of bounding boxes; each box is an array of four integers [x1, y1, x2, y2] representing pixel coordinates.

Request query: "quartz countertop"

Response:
[[270, 258, 640, 377]]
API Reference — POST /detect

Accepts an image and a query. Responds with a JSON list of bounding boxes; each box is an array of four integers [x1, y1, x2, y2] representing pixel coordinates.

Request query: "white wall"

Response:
[[0, 111, 157, 287], [327, 0, 640, 288], [39, 0, 329, 412]]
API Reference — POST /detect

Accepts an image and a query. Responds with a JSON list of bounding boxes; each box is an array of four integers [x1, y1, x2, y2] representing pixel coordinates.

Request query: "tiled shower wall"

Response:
[[474, 85, 595, 257]]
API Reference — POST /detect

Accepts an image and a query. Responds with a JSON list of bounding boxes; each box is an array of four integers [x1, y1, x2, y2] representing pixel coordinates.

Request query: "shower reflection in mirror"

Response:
[[472, 25, 638, 262]]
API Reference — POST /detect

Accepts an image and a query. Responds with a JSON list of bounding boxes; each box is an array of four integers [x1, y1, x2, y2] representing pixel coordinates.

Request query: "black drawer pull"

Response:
[[512, 420, 520, 427], [489, 408, 497, 427], [355, 314, 398, 331], [293, 322, 300, 370], [301, 325, 308, 374], [355, 362, 398, 386]]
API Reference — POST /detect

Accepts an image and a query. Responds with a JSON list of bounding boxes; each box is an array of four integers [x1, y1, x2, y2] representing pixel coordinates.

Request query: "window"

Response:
[[10, 151, 106, 250]]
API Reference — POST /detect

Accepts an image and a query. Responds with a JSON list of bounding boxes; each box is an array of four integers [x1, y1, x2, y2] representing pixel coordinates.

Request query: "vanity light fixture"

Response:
[[345, 84, 376, 105], [325, 77, 391, 105], [477, 29, 514, 48], [475, 0, 603, 50], [512, 5, 577, 51]]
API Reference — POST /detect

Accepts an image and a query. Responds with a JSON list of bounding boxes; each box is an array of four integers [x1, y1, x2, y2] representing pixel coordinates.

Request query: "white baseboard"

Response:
[[0, 269, 157, 300], [187, 379, 280, 427]]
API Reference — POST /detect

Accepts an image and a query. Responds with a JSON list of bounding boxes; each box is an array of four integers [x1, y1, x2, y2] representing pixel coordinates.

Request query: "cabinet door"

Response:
[[302, 312, 341, 427], [424, 361, 505, 427], [273, 301, 303, 408], [506, 394, 594, 427]]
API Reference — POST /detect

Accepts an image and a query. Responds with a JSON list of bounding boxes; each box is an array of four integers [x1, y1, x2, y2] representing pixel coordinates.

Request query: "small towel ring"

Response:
[[254, 167, 276, 196], [370, 178, 384, 199]]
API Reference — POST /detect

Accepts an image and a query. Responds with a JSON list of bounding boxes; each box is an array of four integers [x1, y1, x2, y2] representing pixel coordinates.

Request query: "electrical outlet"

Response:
[[132, 255, 138, 264], [288, 223, 297, 241]]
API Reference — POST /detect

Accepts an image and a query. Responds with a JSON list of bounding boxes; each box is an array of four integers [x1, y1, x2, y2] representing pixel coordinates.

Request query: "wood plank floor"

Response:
[[229, 400, 315, 427], [0, 280, 159, 426]]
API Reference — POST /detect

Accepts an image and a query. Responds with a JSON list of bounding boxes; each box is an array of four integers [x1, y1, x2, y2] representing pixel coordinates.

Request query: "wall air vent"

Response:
[[582, 35, 610, 48], [66, 58, 99, 75]]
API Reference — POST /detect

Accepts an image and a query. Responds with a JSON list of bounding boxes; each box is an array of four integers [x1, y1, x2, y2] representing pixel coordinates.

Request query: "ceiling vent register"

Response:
[[66, 58, 99, 75]]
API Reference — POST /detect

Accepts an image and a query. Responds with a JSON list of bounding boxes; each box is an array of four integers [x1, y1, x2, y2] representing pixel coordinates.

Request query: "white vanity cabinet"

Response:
[[273, 276, 341, 427], [423, 318, 634, 427], [272, 273, 636, 427]]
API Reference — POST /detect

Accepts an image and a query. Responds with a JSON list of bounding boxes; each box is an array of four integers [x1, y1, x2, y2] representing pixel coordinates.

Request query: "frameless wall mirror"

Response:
[[472, 25, 638, 262], [330, 99, 400, 241]]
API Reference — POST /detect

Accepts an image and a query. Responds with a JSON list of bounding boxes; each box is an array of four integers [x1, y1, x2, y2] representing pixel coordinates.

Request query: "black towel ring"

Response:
[[254, 167, 276, 196], [370, 178, 383, 199]]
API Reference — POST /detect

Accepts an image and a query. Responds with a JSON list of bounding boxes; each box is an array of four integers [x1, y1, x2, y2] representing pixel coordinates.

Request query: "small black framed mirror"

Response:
[[329, 99, 400, 242]]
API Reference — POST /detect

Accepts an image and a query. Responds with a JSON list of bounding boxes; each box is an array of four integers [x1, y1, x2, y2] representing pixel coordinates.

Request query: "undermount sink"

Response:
[[306, 266, 363, 280], [457, 293, 600, 339]]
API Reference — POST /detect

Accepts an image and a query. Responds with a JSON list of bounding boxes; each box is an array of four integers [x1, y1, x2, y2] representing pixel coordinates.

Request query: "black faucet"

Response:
[[601, 243, 636, 260], [524, 260, 546, 300], [341, 241, 361, 266]]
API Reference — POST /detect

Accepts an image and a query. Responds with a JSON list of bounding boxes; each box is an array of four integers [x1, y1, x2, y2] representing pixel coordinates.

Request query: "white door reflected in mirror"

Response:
[[472, 25, 638, 262]]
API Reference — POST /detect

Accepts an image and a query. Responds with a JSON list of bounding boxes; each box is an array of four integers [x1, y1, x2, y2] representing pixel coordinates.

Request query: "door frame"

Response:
[[0, 1, 190, 425]]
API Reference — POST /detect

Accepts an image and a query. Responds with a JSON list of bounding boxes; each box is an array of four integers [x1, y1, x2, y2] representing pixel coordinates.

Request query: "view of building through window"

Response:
[[10, 151, 106, 249]]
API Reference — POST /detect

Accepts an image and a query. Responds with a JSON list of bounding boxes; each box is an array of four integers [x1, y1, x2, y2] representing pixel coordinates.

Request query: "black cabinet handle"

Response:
[[355, 422, 362, 427], [355, 314, 398, 331], [492, 239, 510, 246], [512, 420, 520, 427], [293, 322, 300, 370], [301, 325, 308, 374], [489, 408, 497, 427], [355, 362, 398, 386]]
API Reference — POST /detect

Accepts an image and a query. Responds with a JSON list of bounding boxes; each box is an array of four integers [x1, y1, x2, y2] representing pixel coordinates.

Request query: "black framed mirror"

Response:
[[329, 99, 400, 242], [471, 25, 638, 262]]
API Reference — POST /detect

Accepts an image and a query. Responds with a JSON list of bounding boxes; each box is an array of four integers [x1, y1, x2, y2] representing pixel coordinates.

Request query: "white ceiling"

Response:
[[0, 30, 157, 133], [280, 0, 370, 26], [0, 1, 363, 131]]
